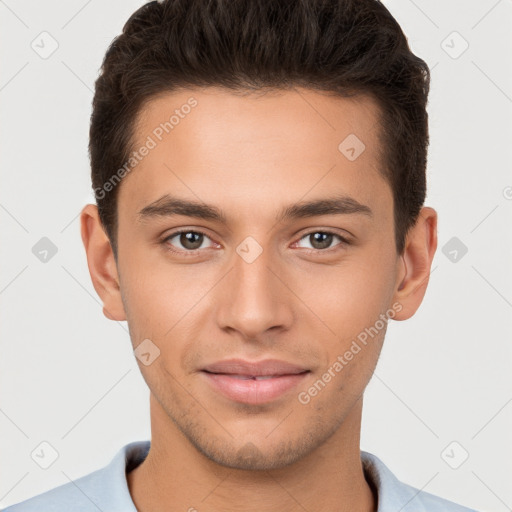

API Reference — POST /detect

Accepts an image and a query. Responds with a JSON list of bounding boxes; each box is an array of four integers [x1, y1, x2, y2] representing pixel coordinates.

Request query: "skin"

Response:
[[80, 86, 437, 512]]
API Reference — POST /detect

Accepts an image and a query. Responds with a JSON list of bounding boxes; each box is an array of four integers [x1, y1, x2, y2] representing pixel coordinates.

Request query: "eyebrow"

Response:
[[137, 193, 373, 223]]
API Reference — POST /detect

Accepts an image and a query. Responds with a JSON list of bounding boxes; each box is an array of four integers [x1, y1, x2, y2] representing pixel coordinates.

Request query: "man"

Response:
[[4, 0, 478, 510]]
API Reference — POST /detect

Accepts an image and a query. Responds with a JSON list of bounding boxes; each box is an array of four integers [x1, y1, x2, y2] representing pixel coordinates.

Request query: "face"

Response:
[[93, 86, 414, 470]]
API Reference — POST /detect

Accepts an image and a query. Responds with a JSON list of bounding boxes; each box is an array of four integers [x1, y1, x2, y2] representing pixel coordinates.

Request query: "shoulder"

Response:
[[2, 441, 150, 512], [3, 467, 109, 512], [361, 451, 479, 512]]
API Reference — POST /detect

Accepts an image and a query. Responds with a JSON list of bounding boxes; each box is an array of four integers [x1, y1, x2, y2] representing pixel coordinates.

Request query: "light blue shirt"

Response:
[[3, 440, 477, 511]]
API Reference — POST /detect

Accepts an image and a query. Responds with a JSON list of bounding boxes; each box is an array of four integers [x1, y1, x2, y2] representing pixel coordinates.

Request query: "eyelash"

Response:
[[161, 229, 351, 256]]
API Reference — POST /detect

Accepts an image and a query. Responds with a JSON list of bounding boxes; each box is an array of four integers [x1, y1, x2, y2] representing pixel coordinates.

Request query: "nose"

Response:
[[215, 242, 294, 341]]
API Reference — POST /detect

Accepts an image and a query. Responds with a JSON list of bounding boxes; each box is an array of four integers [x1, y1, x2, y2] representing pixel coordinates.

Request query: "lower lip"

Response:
[[201, 371, 309, 405]]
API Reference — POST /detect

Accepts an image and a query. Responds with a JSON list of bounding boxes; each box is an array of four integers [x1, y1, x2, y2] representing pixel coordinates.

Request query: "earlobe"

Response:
[[80, 204, 127, 322], [392, 207, 438, 321]]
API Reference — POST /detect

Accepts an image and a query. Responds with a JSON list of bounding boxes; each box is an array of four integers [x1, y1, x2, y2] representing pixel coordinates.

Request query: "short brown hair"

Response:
[[89, 0, 430, 258]]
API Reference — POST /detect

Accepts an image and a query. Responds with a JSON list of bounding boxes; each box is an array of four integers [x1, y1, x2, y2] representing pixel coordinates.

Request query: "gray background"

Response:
[[1, 0, 511, 510]]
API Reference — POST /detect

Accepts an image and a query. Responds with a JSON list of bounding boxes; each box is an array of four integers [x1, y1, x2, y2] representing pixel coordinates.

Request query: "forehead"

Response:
[[118, 86, 391, 223], [133, 86, 382, 154]]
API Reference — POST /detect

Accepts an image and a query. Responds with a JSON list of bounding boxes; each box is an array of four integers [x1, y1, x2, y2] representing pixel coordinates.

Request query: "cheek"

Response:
[[295, 251, 394, 383], [118, 248, 220, 350], [291, 254, 395, 338]]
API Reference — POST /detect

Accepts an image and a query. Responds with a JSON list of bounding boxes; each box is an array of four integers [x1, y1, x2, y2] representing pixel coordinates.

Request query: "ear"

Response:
[[392, 206, 438, 321], [80, 204, 127, 321]]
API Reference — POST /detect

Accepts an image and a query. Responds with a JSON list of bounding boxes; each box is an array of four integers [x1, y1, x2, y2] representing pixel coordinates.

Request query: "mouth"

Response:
[[203, 373, 290, 380], [200, 359, 310, 404], [201, 358, 309, 377]]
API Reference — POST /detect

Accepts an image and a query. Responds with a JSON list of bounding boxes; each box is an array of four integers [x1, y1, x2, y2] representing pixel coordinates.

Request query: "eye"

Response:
[[162, 230, 217, 253], [160, 229, 350, 256], [295, 231, 350, 251]]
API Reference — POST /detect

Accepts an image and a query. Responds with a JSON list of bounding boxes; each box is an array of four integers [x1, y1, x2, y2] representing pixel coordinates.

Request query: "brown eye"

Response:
[[309, 232, 333, 249], [296, 231, 349, 251], [164, 230, 214, 252], [179, 232, 204, 250]]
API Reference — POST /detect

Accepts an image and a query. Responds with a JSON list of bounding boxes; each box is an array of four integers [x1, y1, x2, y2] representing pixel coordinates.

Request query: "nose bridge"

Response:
[[216, 238, 292, 337]]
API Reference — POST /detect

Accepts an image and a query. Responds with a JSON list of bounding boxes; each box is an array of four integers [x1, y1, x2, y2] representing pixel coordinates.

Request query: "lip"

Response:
[[202, 358, 309, 376], [201, 358, 310, 405]]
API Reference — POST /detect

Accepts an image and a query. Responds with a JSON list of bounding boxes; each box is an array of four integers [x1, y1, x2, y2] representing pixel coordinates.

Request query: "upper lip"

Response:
[[202, 358, 309, 377]]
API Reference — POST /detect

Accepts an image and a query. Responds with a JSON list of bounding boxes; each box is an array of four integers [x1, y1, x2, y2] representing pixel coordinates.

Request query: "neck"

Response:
[[127, 395, 376, 512]]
